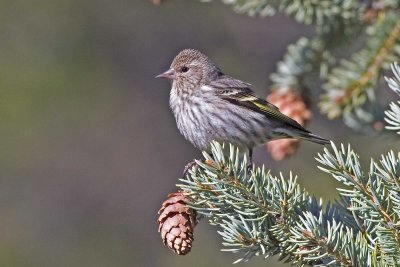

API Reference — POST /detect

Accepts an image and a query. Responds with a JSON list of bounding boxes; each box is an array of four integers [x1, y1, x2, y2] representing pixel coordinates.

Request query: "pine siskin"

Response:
[[156, 49, 329, 159]]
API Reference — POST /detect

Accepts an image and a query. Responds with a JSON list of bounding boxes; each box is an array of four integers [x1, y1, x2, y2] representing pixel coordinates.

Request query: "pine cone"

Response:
[[362, 4, 385, 23], [149, 0, 167, 5], [158, 191, 197, 255], [266, 89, 312, 161]]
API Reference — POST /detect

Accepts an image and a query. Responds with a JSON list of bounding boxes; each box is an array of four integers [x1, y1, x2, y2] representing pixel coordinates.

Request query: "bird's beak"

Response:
[[155, 68, 175, 80]]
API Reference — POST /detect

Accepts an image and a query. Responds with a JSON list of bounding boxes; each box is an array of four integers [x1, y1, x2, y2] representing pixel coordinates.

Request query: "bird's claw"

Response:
[[183, 159, 199, 178], [246, 162, 253, 175]]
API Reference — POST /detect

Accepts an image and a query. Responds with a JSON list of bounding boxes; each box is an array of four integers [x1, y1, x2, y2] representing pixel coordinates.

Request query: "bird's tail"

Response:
[[298, 132, 330, 145]]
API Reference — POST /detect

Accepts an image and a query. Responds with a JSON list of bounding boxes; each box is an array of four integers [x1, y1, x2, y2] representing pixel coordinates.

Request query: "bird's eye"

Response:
[[181, 66, 189, 73]]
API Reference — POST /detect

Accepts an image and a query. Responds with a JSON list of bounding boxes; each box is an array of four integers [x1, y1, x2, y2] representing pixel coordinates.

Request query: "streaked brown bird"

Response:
[[157, 49, 329, 161]]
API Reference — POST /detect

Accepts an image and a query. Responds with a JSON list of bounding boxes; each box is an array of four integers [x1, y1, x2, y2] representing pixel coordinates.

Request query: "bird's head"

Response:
[[156, 49, 222, 91]]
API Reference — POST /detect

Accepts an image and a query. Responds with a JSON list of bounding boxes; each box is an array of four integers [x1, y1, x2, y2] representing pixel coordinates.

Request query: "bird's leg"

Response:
[[182, 159, 199, 178], [248, 149, 253, 164], [247, 149, 253, 174]]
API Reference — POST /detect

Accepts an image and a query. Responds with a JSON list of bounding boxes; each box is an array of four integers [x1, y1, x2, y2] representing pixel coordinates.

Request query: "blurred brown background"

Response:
[[0, 0, 396, 266]]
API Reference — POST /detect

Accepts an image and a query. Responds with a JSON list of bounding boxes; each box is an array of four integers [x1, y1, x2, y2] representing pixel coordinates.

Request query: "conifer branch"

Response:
[[320, 11, 400, 123], [218, 0, 364, 27], [269, 37, 328, 95], [172, 140, 400, 265], [178, 142, 386, 265], [384, 62, 400, 134], [317, 144, 400, 264]]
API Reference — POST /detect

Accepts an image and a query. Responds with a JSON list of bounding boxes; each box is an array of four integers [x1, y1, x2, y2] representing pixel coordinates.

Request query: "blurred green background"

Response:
[[0, 0, 396, 266]]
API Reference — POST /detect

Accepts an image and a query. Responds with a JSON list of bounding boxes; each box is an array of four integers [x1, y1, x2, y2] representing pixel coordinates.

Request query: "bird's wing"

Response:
[[210, 76, 308, 132]]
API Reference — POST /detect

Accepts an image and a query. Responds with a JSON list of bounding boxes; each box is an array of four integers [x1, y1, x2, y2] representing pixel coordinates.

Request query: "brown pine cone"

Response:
[[149, 0, 167, 5], [158, 191, 197, 255], [362, 4, 385, 23], [266, 89, 312, 161]]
